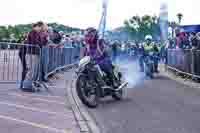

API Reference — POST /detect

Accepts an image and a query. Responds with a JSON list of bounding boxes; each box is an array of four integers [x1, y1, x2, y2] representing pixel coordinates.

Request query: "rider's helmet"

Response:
[[145, 35, 153, 41], [145, 35, 153, 45], [84, 27, 98, 46]]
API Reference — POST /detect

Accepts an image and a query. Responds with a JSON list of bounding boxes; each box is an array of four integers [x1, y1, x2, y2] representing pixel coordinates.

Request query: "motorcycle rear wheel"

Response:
[[112, 89, 123, 100], [76, 75, 99, 108]]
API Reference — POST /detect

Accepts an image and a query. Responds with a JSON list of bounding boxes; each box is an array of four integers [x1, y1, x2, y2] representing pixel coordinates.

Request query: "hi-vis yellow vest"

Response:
[[144, 43, 154, 53]]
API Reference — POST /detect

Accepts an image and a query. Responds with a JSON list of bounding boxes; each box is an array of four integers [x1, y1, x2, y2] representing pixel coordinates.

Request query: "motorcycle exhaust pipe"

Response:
[[115, 82, 128, 91]]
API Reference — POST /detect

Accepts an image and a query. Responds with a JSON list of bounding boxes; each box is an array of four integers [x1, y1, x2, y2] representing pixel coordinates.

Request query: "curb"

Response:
[[159, 64, 200, 89], [45, 63, 78, 80], [65, 71, 101, 133]]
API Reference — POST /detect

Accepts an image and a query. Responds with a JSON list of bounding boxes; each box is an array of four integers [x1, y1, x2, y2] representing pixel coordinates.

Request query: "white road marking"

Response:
[[10, 92, 64, 99], [0, 114, 70, 133], [9, 93, 65, 105], [0, 101, 71, 117]]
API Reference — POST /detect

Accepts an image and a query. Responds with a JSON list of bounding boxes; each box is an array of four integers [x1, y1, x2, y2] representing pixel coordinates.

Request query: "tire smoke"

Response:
[[115, 58, 144, 88]]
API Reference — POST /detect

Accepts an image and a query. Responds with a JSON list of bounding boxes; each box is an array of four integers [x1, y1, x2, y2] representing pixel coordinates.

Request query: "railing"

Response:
[[0, 42, 81, 87], [167, 49, 200, 79], [43, 46, 81, 78]]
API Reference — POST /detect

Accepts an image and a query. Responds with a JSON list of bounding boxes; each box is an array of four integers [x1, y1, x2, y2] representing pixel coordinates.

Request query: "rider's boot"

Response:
[[108, 72, 119, 88], [154, 63, 159, 73]]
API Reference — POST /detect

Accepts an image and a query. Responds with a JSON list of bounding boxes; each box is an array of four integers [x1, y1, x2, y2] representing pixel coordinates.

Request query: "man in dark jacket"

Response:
[[24, 22, 44, 91], [39, 23, 49, 82], [18, 32, 29, 88]]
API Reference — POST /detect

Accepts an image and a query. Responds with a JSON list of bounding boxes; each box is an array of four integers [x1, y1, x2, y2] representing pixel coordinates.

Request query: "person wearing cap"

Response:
[[39, 23, 49, 82]]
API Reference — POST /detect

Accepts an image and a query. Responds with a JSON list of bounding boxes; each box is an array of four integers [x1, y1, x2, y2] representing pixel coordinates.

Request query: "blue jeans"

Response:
[[40, 48, 49, 80], [99, 60, 113, 75]]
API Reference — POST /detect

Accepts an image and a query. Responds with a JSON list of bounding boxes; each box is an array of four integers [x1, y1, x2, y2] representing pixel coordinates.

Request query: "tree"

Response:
[[123, 15, 161, 41], [0, 23, 82, 42], [0, 26, 9, 40], [177, 13, 183, 24]]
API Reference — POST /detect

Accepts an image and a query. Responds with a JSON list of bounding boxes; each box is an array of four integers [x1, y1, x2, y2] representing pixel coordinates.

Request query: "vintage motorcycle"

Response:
[[75, 56, 128, 108]]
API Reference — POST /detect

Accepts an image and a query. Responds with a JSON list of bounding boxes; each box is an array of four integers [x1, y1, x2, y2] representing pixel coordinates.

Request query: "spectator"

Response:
[[184, 33, 191, 49], [40, 23, 49, 82], [18, 32, 29, 88], [24, 21, 44, 91], [40, 23, 48, 46], [59, 31, 65, 39], [195, 32, 200, 49], [176, 32, 185, 49], [51, 30, 62, 44], [189, 32, 196, 48]]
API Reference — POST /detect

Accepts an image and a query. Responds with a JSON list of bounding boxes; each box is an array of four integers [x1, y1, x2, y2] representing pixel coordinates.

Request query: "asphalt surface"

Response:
[[0, 77, 80, 133], [87, 74, 200, 133]]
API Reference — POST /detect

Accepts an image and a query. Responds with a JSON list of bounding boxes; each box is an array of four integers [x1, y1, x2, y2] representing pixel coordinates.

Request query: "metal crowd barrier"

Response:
[[0, 42, 41, 86], [0, 42, 82, 86], [43, 46, 81, 78], [167, 49, 200, 79]]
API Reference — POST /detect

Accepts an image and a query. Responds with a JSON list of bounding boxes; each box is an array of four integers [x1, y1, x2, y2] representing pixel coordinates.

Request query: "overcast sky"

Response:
[[0, 0, 199, 29]]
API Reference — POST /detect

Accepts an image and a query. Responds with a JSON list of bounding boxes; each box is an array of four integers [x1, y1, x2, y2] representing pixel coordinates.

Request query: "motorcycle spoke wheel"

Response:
[[76, 75, 99, 108]]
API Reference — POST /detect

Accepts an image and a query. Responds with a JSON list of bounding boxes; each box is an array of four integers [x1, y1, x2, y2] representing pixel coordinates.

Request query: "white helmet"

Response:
[[145, 35, 153, 41]]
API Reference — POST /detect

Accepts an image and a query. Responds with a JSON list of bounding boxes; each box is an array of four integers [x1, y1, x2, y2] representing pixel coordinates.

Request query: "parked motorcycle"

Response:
[[75, 56, 128, 108]]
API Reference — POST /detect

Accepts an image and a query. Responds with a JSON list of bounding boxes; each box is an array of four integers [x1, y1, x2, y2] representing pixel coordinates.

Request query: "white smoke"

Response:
[[115, 58, 144, 88]]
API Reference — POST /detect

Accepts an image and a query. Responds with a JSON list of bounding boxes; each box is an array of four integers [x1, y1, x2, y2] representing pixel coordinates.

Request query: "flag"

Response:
[[98, 0, 108, 39]]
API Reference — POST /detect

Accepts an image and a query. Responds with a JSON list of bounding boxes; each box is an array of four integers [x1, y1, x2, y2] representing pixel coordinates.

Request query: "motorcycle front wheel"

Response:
[[76, 74, 99, 108]]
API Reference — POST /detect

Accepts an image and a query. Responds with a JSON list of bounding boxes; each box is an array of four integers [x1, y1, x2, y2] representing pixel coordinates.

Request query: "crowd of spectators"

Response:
[[17, 21, 85, 91], [168, 32, 200, 50]]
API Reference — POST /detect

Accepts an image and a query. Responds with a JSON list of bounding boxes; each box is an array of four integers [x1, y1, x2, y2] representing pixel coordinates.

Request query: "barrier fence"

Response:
[[0, 42, 81, 85], [4, 42, 197, 86], [167, 49, 200, 78]]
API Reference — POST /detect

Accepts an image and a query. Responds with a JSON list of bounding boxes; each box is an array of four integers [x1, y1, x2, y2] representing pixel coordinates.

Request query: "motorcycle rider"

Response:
[[140, 35, 160, 73], [145, 35, 160, 73], [83, 27, 118, 89]]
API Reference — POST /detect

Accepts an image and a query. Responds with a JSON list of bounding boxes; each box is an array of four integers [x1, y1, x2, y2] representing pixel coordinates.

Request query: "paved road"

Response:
[[0, 75, 80, 133], [87, 74, 200, 133]]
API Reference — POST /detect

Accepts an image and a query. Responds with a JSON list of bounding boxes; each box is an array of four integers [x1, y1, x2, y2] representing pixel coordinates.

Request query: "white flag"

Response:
[[98, 0, 109, 39]]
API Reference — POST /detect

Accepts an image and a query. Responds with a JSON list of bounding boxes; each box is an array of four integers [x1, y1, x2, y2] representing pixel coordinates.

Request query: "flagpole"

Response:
[[98, 0, 108, 39]]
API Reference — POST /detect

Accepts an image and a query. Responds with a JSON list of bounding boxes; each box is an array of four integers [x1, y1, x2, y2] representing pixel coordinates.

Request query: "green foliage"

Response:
[[0, 23, 82, 41], [122, 15, 161, 41], [48, 23, 81, 33], [0, 26, 9, 40]]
